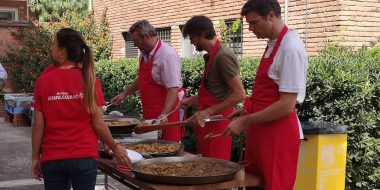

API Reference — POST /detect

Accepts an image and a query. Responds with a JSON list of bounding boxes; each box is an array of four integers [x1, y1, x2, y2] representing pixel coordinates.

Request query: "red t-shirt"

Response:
[[31, 67, 106, 164], [41, 64, 57, 75]]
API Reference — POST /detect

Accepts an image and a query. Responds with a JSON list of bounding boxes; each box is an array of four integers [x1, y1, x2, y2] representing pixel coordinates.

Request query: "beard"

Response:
[[195, 44, 204, 52]]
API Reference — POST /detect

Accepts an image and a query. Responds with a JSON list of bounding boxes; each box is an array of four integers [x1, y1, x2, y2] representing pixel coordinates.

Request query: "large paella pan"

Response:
[[129, 157, 249, 185], [114, 138, 183, 157]]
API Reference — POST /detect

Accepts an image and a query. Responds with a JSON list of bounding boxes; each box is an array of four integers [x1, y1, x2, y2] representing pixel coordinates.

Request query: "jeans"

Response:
[[180, 109, 185, 121], [41, 157, 98, 190]]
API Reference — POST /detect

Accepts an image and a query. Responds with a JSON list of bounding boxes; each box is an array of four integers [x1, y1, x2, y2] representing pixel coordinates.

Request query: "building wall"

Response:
[[283, 0, 380, 56], [0, 0, 36, 93], [0, 0, 37, 20], [0, 22, 28, 93], [93, 0, 249, 59], [337, 0, 380, 47], [80, 0, 380, 59]]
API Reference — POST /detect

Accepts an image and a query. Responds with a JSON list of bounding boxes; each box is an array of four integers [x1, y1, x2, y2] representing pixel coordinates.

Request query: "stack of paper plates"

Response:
[[131, 130, 158, 139]]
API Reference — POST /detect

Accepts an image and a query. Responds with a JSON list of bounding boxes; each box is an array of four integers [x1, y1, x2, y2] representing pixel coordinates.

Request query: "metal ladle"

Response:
[[102, 101, 123, 113]]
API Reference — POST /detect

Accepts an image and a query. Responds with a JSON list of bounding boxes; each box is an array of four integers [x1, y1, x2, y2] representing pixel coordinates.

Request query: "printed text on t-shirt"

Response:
[[48, 92, 83, 101]]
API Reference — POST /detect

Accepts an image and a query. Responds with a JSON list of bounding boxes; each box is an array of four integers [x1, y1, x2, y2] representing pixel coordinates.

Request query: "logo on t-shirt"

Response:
[[48, 92, 84, 101]]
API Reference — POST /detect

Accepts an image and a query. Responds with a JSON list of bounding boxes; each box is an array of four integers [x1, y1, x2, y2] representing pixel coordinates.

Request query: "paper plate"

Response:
[[126, 149, 144, 162]]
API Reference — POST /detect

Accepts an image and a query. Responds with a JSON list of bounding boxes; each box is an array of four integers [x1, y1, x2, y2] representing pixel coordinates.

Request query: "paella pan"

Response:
[[114, 139, 183, 157], [102, 115, 143, 134], [129, 157, 249, 185]]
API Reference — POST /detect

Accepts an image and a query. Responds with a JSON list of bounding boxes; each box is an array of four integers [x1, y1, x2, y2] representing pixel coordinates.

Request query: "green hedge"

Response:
[[95, 44, 380, 189], [95, 58, 142, 117]]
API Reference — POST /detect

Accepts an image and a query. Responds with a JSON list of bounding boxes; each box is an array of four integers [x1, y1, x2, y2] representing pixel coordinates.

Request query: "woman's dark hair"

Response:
[[241, 0, 281, 19], [56, 28, 98, 114], [182, 16, 216, 40]]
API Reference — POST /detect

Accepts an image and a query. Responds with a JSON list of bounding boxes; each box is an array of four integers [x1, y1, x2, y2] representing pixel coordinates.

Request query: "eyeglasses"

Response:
[[132, 37, 143, 45]]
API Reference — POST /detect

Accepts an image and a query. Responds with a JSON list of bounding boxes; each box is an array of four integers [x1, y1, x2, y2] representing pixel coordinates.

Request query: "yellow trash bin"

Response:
[[294, 121, 348, 190]]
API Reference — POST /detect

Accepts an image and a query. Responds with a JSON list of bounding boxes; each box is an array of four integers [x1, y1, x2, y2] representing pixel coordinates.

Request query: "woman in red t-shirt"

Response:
[[30, 28, 131, 190]]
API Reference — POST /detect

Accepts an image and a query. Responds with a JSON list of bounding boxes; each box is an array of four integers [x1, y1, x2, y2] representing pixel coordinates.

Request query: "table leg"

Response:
[[105, 174, 109, 190]]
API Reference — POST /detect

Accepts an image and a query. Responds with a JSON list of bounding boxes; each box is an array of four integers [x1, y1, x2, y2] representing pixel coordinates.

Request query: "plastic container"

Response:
[[294, 121, 348, 190]]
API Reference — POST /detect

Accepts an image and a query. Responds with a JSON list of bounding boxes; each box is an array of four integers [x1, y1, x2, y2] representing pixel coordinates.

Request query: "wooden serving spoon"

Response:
[[204, 133, 222, 139]]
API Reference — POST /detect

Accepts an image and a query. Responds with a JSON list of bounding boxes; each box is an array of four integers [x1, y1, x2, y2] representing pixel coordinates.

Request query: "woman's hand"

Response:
[[112, 145, 132, 166], [31, 157, 42, 181], [103, 143, 113, 156]]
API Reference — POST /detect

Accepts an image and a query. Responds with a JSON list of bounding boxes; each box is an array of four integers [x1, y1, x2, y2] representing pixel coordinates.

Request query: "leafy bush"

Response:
[[95, 43, 380, 189], [370, 46, 380, 58], [95, 59, 142, 117], [44, 9, 112, 61], [29, 0, 88, 22], [1, 8, 112, 93]]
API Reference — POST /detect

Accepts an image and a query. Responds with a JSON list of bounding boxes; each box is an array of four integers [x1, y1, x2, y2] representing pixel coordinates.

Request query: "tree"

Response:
[[2, 8, 112, 93], [218, 19, 241, 45], [28, 0, 88, 22]]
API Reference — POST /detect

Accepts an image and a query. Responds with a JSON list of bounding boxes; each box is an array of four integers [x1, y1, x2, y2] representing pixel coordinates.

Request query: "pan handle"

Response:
[[116, 165, 132, 172], [141, 153, 154, 159], [237, 160, 250, 167]]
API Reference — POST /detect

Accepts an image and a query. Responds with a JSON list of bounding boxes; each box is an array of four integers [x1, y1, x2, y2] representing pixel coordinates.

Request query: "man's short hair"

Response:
[[241, 0, 281, 19], [129, 20, 157, 38], [182, 16, 216, 40]]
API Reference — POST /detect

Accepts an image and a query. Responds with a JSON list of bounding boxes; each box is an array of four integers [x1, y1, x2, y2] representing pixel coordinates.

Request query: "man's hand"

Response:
[[187, 109, 211, 126], [111, 92, 126, 105], [228, 109, 247, 120], [222, 117, 249, 137], [157, 114, 169, 124], [177, 96, 197, 110]]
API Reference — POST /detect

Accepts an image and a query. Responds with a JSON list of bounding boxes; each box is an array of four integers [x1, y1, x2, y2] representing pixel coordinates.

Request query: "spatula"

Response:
[[153, 108, 179, 125]]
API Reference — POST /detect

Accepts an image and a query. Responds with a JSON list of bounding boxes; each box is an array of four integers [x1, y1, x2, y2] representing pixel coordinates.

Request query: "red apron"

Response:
[[195, 40, 234, 161], [179, 88, 187, 138], [139, 40, 182, 142], [244, 26, 300, 190]]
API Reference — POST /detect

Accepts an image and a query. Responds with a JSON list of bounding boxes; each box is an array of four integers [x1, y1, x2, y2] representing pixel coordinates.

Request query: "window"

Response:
[[0, 7, 19, 21], [156, 27, 171, 46], [225, 19, 243, 58], [122, 32, 138, 58], [179, 25, 201, 58]]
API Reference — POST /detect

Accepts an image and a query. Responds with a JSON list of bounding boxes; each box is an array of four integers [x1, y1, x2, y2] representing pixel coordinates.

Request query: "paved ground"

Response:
[[0, 117, 129, 190]]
